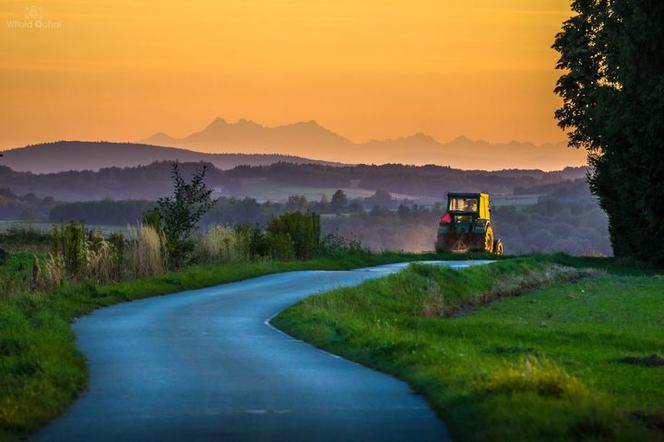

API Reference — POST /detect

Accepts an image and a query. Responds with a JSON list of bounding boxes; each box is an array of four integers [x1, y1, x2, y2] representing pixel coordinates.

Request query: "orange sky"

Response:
[[1, 0, 572, 150]]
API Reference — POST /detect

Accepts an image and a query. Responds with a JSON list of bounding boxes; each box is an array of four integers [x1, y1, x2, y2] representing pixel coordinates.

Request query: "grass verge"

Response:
[[273, 258, 664, 441], [0, 250, 496, 441]]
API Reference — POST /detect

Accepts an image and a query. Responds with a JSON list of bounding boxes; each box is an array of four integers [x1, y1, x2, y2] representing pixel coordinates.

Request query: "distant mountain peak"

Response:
[[206, 117, 229, 129], [408, 132, 437, 143], [449, 135, 473, 144], [286, 120, 325, 130]]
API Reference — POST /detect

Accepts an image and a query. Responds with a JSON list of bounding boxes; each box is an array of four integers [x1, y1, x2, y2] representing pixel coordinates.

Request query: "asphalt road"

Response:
[[32, 260, 492, 442]]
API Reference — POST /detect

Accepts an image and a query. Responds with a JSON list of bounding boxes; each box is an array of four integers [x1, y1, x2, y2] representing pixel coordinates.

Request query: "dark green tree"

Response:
[[553, 0, 664, 265], [157, 163, 215, 267], [366, 189, 393, 208], [267, 212, 321, 260], [330, 189, 348, 213]]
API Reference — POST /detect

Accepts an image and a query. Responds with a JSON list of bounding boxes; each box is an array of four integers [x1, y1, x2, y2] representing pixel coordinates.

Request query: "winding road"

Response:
[[32, 261, 491, 442]]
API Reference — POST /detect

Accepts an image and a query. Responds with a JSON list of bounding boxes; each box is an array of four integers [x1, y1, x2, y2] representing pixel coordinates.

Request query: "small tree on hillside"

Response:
[[157, 163, 215, 268], [367, 189, 393, 208], [330, 189, 348, 213]]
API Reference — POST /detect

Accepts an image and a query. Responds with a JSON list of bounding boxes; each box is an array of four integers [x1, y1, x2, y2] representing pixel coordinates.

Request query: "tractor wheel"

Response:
[[484, 226, 494, 253], [493, 239, 504, 256]]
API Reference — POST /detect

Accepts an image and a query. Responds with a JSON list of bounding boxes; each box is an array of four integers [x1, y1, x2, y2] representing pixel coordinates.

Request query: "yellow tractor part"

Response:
[[435, 192, 504, 255]]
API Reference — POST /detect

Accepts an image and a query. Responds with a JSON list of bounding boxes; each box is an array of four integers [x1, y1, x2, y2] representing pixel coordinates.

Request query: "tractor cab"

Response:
[[444, 193, 489, 233], [435, 192, 503, 254]]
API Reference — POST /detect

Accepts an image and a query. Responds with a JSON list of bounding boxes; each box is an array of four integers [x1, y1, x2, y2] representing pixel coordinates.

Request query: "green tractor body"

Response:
[[435, 192, 503, 254]]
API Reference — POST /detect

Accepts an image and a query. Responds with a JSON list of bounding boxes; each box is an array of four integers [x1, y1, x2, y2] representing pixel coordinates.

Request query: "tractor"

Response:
[[435, 192, 504, 255]]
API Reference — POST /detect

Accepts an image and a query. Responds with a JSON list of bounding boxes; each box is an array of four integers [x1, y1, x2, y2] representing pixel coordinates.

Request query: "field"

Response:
[[0, 221, 124, 237], [232, 177, 438, 204], [273, 257, 664, 441]]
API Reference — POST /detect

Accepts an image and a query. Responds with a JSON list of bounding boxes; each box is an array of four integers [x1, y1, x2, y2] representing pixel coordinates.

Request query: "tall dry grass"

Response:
[[127, 224, 165, 277], [85, 237, 114, 283], [194, 225, 242, 264], [41, 254, 65, 288], [39, 228, 120, 288]]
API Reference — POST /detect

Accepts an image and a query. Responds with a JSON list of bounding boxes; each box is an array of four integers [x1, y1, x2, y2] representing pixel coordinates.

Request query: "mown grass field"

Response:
[[0, 248, 499, 442], [273, 257, 664, 441]]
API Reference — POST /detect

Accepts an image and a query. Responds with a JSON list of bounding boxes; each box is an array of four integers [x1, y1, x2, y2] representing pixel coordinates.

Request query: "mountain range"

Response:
[[143, 118, 586, 171], [0, 118, 585, 174]]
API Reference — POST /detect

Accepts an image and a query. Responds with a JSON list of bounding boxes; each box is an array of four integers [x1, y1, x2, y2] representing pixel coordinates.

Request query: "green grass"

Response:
[[273, 258, 664, 441], [0, 249, 497, 441]]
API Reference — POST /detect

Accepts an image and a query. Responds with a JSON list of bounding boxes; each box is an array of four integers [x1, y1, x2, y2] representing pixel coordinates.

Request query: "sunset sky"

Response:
[[1, 0, 572, 151]]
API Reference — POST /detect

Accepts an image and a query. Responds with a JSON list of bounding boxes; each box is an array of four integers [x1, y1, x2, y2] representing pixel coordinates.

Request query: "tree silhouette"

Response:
[[553, 0, 664, 265], [157, 163, 215, 267], [330, 189, 348, 213]]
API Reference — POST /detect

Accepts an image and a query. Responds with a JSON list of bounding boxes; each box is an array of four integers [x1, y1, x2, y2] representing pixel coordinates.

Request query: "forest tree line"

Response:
[[45, 184, 610, 256], [0, 161, 587, 202]]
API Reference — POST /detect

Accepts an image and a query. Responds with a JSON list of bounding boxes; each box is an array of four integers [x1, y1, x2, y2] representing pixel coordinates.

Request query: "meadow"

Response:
[[274, 257, 664, 441]]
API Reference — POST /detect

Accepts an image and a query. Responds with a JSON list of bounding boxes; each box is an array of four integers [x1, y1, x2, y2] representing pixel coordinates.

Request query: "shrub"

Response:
[[320, 234, 367, 258], [232, 223, 269, 261], [41, 223, 127, 287], [50, 222, 86, 279], [267, 212, 321, 260], [267, 231, 295, 261], [107, 232, 127, 278], [247, 224, 270, 259]]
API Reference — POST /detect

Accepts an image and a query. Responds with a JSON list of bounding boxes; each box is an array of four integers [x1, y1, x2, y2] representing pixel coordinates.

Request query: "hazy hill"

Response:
[[0, 141, 341, 174], [143, 118, 587, 171], [0, 160, 587, 203], [0, 162, 229, 201]]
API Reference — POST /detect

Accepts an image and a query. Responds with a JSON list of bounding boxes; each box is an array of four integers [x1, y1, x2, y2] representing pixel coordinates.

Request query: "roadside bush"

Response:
[[50, 222, 86, 279], [267, 212, 321, 260], [107, 232, 127, 278], [41, 222, 126, 287], [267, 231, 295, 261], [33, 212, 329, 288], [320, 234, 368, 258], [247, 224, 270, 259], [233, 223, 269, 261]]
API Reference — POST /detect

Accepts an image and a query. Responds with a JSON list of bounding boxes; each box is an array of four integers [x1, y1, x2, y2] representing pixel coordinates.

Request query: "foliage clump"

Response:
[[266, 212, 321, 260], [553, 1, 664, 265]]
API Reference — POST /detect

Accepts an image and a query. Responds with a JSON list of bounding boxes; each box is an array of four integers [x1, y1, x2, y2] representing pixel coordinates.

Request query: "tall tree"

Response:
[[553, 0, 664, 265]]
